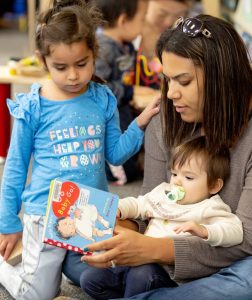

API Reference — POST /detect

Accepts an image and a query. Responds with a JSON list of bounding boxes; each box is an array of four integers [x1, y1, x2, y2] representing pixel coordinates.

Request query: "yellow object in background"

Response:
[[19, 56, 40, 66], [8, 56, 47, 77]]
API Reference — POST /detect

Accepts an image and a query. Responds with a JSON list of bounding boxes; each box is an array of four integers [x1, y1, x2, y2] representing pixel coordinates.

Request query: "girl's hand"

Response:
[[174, 221, 208, 239], [0, 232, 22, 261], [81, 225, 174, 268], [136, 95, 161, 130]]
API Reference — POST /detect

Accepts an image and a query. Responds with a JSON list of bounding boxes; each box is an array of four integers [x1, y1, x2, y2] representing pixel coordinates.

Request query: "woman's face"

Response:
[[145, 0, 189, 33], [162, 51, 204, 123]]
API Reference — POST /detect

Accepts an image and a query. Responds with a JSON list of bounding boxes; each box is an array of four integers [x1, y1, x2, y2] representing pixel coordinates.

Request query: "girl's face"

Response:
[[170, 155, 211, 205], [146, 0, 189, 33], [162, 52, 204, 123], [122, 0, 148, 41], [44, 41, 94, 97]]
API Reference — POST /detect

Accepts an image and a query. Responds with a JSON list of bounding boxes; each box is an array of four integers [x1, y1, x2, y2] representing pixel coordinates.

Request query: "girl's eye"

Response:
[[180, 81, 190, 86], [171, 172, 177, 177], [185, 176, 194, 180], [55, 66, 66, 71], [78, 63, 87, 67]]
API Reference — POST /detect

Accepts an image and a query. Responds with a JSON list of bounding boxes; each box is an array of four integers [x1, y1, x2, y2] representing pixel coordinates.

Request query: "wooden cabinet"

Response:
[[201, 0, 221, 17], [233, 0, 252, 36], [27, 0, 51, 53]]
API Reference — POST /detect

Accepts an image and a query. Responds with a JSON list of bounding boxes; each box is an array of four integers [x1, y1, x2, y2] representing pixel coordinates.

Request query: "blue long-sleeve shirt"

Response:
[[0, 81, 144, 234]]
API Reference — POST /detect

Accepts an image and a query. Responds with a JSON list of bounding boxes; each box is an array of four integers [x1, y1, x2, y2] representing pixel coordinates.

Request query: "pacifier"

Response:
[[167, 186, 185, 202]]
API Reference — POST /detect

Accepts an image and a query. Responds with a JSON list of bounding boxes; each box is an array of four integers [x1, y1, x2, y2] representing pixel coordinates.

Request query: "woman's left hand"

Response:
[[81, 225, 174, 268]]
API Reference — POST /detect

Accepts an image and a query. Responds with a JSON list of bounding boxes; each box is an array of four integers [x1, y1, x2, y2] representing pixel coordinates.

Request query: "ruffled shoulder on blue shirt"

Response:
[[89, 81, 117, 121], [7, 83, 41, 131]]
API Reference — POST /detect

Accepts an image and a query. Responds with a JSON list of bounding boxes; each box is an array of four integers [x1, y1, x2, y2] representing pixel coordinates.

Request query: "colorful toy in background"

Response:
[[135, 54, 162, 89], [8, 56, 47, 77]]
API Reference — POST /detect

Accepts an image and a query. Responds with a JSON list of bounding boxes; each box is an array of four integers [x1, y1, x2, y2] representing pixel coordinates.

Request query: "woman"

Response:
[[133, 0, 191, 108], [81, 15, 252, 299]]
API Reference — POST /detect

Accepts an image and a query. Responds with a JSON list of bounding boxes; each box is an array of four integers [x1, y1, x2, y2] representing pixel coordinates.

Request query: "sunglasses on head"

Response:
[[173, 16, 212, 38]]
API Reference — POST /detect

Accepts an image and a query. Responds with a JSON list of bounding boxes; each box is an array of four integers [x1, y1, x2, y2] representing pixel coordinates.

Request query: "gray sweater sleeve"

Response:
[[142, 114, 252, 283]]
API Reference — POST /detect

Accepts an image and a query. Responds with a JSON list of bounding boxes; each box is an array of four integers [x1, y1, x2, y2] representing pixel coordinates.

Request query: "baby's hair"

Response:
[[90, 0, 142, 28], [36, 0, 104, 59], [54, 216, 71, 240], [170, 136, 230, 189]]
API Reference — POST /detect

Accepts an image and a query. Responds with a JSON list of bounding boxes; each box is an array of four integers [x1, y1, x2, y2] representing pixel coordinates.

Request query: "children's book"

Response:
[[43, 178, 119, 255]]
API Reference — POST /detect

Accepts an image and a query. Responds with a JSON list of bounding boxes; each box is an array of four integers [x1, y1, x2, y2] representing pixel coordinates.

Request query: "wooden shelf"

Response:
[[0, 66, 48, 85]]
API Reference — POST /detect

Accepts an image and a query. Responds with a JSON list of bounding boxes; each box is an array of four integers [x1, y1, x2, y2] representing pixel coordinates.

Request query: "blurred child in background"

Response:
[[133, 0, 192, 105], [91, 0, 149, 185]]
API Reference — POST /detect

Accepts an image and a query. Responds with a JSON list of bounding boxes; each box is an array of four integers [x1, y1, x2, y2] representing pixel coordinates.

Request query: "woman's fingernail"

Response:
[[83, 247, 89, 252]]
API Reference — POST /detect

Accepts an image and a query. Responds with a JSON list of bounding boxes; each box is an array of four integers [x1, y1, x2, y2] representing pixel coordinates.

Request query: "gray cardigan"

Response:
[[141, 114, 252, 283]]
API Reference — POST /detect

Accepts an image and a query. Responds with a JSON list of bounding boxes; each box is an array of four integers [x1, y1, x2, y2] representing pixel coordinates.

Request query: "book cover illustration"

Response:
[[43, 178, 119, 254]]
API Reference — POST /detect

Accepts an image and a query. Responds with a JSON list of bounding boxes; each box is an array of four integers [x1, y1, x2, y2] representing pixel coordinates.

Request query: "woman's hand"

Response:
[[0, 232, 22, 261], [81, 225, 174, 268]]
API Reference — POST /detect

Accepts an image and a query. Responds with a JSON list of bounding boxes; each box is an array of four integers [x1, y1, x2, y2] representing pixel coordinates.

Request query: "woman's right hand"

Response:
[[81, 225, 174, 268], [0, 232, 22, 261]]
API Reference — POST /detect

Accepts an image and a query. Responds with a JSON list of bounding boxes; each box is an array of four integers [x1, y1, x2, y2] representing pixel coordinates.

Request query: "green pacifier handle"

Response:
[[167, 186, 185, 202]]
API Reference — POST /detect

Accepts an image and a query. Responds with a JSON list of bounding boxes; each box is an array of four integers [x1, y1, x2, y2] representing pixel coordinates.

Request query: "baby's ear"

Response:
[[209, 178, 223, 195]]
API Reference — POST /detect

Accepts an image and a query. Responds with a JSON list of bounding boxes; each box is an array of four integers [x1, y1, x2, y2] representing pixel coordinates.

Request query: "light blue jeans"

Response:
[[118, 256, 252, 300]]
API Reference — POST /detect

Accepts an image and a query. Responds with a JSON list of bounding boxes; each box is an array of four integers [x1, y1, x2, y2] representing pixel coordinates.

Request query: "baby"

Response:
[[80, 136, 243, 298]]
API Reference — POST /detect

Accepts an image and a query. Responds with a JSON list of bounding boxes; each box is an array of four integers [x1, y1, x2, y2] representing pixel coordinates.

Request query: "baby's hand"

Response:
[[174, 221, 208, 239], [136, 95, 160, 130], [0, 232, 22, 261]]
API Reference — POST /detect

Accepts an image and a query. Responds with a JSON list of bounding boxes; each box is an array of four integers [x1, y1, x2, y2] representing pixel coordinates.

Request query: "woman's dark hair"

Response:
[[171, 136, 230, 189], [36, 0, 103, 58], [90, 0, 140, 28], [156, 14, 252, 151]]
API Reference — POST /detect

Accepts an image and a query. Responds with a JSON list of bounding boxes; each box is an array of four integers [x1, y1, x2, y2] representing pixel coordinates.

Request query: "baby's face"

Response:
[[58, 217, 76, 238], [170, 155, 210, 205]]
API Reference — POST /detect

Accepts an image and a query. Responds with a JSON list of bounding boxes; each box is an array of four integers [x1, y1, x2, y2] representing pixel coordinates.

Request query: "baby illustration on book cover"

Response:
[[43, 178, 119, 254]]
